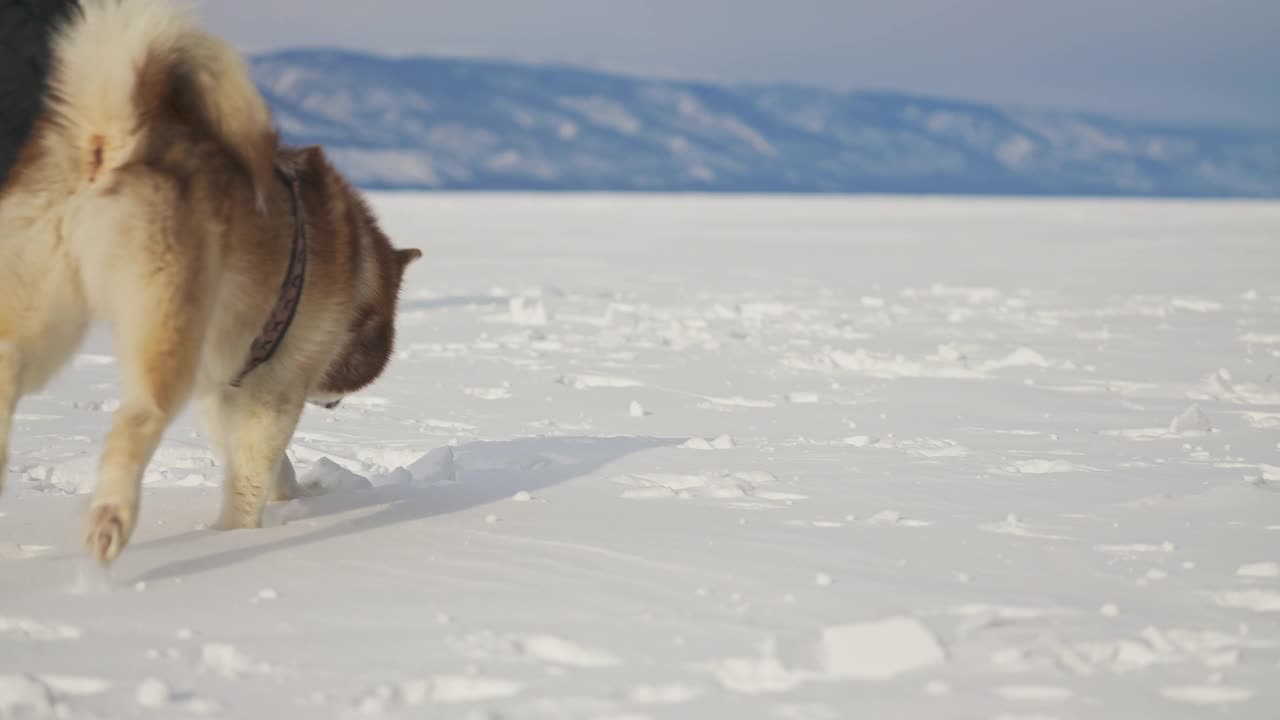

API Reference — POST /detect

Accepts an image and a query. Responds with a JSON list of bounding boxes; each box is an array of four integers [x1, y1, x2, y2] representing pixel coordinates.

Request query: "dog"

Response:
[[0, 0, 422, 565]]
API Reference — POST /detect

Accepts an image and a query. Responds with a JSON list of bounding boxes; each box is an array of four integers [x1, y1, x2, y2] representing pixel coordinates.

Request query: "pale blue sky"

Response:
[[199, 0, 1279, 129]]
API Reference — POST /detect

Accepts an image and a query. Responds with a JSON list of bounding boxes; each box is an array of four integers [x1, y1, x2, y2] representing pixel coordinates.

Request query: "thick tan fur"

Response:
[[0, 0, 421, 565]]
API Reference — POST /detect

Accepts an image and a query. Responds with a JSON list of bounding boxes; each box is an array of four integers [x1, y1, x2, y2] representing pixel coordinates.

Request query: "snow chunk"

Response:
[[135, 677, 172, 708], [1161, 685, 1254, 704], [713, 650, 804, 695], [1169, 297, 1224, 313], [996, 685, 1072, 701], [396, 675, 523, 705], [1236, 562, 1279, 578], [200, 644, 271, 678], [681, 434, 735, 450], [627, 683, 700, 705], [1169, 404, 1212, 435], [298, 457, 372, 494], [983, 347, 1050, 371], [800, 348, 984, 379], [463, 386, 511, 400], [711, 434, 737, 450], [22, 459, 98, 495], [559, 374, 643, 389], [508, 296, 549, 326], [785, 392, 821, 404], [0, 617, 83, 642], [1004, 459, 1093, 474], [979, 514, 1072, 540], [818, 617, 946, 680], [407, 447, 457, 486], [37, 676, 108, 697], [736, 302, 793, 319], [1209, 590, 1280, 613], [516, 634, 622, 668], [0, 675, 55, 718]]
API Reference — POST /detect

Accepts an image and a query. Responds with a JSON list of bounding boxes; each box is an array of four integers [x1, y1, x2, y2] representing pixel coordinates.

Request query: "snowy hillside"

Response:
[[251, 50, 1280, 197], [2, 195, 1279, 718]]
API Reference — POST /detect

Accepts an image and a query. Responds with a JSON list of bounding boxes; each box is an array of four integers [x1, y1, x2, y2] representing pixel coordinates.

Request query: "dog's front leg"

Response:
[[215, 387, 305, 530]]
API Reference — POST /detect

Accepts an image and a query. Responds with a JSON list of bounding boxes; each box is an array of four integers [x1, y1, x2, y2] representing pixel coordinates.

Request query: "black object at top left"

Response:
[[0, 0, 81, 185]]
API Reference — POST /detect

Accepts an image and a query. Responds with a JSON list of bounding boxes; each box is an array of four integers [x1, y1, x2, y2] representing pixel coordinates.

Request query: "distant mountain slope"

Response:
[[251, 49, 1280, 197]]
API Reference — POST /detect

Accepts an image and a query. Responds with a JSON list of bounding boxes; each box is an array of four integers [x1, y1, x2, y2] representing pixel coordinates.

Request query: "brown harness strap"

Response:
[[230, 162, 308, 388]]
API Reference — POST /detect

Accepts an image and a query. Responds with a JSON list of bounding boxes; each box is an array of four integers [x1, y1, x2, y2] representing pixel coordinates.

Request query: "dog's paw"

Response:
[[85, 502, 135, 565], [213, 510, 264, 531]]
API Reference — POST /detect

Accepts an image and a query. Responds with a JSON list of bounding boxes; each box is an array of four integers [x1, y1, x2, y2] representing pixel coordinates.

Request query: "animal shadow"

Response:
[[133, 434, 674, 581]]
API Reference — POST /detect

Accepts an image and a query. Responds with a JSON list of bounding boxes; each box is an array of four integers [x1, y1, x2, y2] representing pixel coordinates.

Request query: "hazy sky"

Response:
[[199, 0, 1279, 129]]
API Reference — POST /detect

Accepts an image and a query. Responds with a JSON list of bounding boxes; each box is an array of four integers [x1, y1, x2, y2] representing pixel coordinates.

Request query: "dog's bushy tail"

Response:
[[45, 0, 275, 199]]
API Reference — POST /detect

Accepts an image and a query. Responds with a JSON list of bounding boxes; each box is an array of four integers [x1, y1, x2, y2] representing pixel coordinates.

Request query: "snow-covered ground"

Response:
[[2, 195, 1278, 719]]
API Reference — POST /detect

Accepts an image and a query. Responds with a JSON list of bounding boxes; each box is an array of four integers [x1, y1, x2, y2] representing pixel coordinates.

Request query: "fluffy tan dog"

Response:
[[0, 0, 421, 565]]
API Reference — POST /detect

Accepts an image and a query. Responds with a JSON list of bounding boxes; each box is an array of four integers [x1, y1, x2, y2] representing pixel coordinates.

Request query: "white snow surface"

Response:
[[2, 195, 1279, 718]]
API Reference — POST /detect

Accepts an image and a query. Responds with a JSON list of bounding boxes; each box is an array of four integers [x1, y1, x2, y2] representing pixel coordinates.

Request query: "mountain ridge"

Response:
[[251, 48, 1280, 197]]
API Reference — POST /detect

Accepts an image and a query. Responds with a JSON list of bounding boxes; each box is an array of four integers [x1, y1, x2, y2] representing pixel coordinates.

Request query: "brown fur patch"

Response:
[[296, 148, 422, 396]]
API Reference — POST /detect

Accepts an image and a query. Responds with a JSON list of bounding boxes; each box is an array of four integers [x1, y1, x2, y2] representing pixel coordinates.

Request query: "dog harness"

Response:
[[230, 162, 308, 388]]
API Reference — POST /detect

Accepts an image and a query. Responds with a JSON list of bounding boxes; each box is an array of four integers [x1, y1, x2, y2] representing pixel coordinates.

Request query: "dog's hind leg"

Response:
[[0, 341, 19, 494], [215, 386, 306, 529], [86, 306, 203, 563], [86, 317, 202, 563], [82, 202, 206, 565]]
